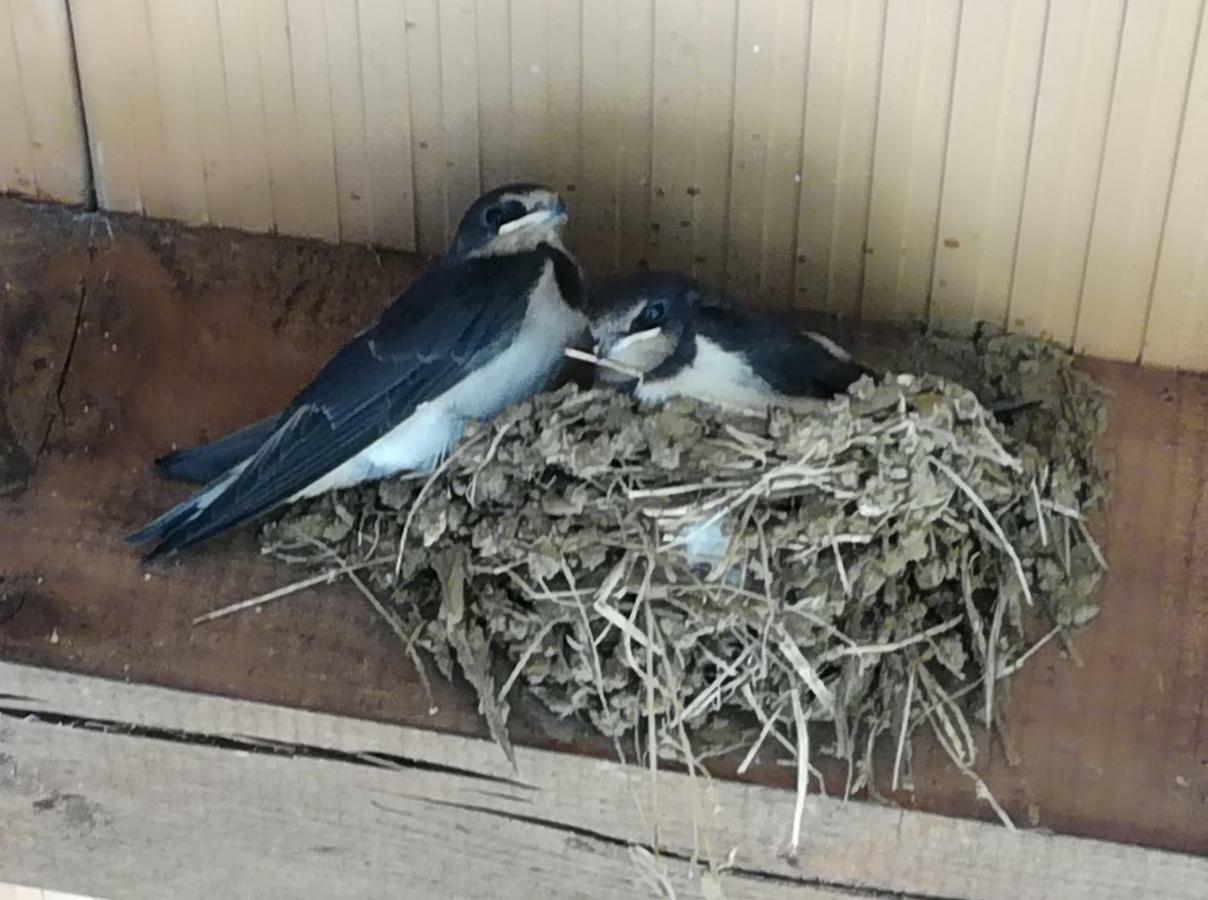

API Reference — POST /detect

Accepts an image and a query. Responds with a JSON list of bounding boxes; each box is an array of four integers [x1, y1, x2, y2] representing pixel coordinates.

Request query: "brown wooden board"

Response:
[[3, 661, 1206, 900], [1, 197, 1206, 856]]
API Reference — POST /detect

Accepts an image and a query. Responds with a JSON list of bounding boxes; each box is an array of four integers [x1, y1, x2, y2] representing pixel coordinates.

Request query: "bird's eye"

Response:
[[642, 300, 666, 325], [484, 206, 504, 227]]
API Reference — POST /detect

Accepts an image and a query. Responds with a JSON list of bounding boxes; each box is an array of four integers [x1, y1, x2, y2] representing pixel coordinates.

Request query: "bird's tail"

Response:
[[801, 332, 877, 396], [155, 413, 280, 484], [128, 465, 243, 560]]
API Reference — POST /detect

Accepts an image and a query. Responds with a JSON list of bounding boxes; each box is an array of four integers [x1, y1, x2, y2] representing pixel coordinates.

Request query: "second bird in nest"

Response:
[[586, 270, 872, 412]]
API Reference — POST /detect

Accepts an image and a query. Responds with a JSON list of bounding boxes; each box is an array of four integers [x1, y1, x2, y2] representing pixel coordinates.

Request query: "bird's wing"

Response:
[[698, 305, 871, 398], [133, 251, 550, 559]]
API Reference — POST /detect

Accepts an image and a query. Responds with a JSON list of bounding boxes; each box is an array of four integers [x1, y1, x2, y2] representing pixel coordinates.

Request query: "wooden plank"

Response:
[[578, 1, 622, 272], [576, 0, 656, 274], [283, 0, 340, 241], [724, 0, 776, 302], [0, 885, 102, 900], [67, 0, 144, 212], [689, 0, 738, 287], [0, 0, 38, 196], [1006, 0, 1127, 343], [111, 0, 171, 219], [357, 0, 416, 250], [207, 0, 276, 235], [144, 0, 210, 224], [323, 0, 372, 244], [252, 0, 305, 236], [614, 0, 654, 271], [860, 0, 960, 324], [545, 0, 583, 248], [650, 0, 702, 272], [1141, 11, 1208, 371], [5, 0, 89, 203], [753, 0, 810, 306], [794, 0, 886, 318], [438, 0, 483, 229], [211, 0, 275, 232], [403, 0, 448, 254], [1074, 0, 1203, 361], [509, 0, 552, 182], [475, 0, 515, 190], [930, 0, 1048, 332], [1, 197, 1205, 870], [1, 662, 1206, 900], [183, 0, 232, 223]]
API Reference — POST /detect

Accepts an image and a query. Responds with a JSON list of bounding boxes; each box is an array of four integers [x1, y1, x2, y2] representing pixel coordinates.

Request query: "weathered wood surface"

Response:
[[1, 661, 1205, 900], [1, 197, 1206, 860]]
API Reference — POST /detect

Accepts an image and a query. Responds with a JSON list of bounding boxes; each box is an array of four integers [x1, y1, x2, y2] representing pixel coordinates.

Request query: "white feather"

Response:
[[635, 336, 774, 410], [294, 259, 584, 499]]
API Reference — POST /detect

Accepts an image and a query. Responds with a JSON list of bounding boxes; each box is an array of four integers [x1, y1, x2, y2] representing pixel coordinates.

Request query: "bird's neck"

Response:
[[646, 321, 697, 382]]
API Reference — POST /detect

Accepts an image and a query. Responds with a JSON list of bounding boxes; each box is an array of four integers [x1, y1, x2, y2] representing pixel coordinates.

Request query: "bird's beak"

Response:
[[497, 195, 568, 235], [595, 327, 660, 361]]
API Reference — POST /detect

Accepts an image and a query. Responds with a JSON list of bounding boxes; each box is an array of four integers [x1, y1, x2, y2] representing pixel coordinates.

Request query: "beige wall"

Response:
[[3, 1, 1207, 370], [0, 0, 88, 204]]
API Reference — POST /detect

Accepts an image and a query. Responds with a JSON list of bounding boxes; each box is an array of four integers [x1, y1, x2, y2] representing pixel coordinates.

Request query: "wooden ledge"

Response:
[[1, 661, 1205, 900]]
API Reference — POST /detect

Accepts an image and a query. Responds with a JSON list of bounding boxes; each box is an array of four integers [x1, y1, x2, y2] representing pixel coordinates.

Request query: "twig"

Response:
[[892, 664, 916, 792], [1030, 479, 1049, 547], [292, 531, 437, 715], [831, 616, 963, 659], [192, 555, 395, 624], [931, 456, 1034, 607], [788, 688, 810, 854], [564, 346, 645, 381]]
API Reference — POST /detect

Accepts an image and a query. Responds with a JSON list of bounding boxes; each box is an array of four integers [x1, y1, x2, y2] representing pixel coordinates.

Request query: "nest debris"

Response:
[[255, 329, 1109, 820]]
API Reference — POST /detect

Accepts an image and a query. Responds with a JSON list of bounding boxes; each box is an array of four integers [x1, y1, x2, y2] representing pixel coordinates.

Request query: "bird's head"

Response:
[[588, 271, 702, 384], [450, 183, 568, 258]]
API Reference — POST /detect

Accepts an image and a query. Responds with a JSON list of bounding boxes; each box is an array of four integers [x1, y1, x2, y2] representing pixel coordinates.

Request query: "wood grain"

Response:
[[1006, 0, 1126, 344], [1074, 0, 1204, 361], [860, 0, 960, 323], [930, 0, 1048, 332], [1142, 8, 1208, 371], [2, 0, 89, 204], [794, 0, 885, 318], [1, 198, 1205, 869], [2, 662, 1205, 900]]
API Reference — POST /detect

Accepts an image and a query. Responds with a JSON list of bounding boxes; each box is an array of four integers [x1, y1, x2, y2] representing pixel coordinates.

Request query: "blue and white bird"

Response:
[[131, 183, 587, 560], [587, 271, 870, 411]]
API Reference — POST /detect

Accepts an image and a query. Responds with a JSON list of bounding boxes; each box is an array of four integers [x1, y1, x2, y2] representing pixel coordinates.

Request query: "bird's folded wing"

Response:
[[138, 253, 541, 557]]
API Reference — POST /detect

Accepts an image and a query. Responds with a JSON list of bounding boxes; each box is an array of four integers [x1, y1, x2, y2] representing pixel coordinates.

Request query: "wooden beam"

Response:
[[0, 662, 1204, 900]]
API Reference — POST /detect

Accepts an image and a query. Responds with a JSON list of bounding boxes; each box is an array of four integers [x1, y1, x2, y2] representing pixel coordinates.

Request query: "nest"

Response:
[[259, 330, 1108, 817]]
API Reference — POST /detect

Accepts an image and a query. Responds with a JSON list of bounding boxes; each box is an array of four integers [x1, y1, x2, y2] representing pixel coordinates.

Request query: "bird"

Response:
[[586, 270, 870, 411], [130, 183, 587, 560]]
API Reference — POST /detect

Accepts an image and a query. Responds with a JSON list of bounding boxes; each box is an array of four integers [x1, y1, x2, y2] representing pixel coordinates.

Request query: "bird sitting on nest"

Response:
[[585, 270, 871, 412], [131, 183, 587, 560]]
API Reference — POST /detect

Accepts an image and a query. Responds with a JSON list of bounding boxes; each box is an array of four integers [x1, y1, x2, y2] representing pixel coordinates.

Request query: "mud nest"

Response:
[[261, 329, 1108, 810]]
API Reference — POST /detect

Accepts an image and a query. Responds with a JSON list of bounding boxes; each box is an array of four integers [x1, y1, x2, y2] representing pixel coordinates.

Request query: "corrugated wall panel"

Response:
[[794, 0, 885, 318], [726, 0, 810, 305], [1142, 10, 1208, 371], [11, 0, 1203, 371], [358, 0, 416, 249], [1006, 0, 1126, 344], [929, 0, 1048, 332], [0, 0, 88, 204], [1074, 0, 1204, 362], [860, 0, 960, 323]]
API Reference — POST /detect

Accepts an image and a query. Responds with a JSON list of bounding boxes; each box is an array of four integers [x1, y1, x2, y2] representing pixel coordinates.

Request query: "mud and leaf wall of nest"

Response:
[[3, 0, 1208, 371]]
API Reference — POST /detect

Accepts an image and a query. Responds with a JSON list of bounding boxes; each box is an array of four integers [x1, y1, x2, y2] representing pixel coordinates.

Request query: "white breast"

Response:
[[634, 336, 828, 414], [635, 336, 776, 411], [297, 260, 584, 498]]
